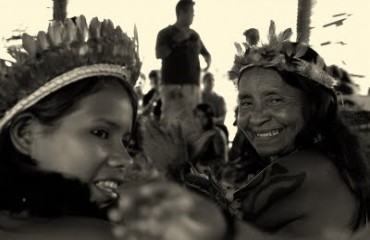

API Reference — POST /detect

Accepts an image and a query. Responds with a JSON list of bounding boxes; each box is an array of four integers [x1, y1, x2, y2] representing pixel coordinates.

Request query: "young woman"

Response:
[[0, 15, 228, 240], [0, 15, 142, 239]]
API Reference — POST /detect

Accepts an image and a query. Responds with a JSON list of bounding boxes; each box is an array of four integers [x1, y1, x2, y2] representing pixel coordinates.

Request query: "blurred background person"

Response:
[[201, 72, 227, 126], [141, 70, 162, 121], [189, 103, 228, 176], [134, 72, 146, 115]]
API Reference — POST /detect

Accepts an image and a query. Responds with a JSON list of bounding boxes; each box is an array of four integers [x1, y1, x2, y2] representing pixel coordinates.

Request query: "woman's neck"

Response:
[[262, 148, 299, 164]]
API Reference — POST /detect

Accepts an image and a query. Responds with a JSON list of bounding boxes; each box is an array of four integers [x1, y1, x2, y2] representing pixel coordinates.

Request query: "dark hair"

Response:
[[280, 71, 370, 227], [328, 65, 358, 95], [202, 72, 214, 83], [148, 70, 158, 79], [194, 103, 214, 130], [176, 0, 195, 16], [148, 70, 159, 85], [0, 76, 138, 218]]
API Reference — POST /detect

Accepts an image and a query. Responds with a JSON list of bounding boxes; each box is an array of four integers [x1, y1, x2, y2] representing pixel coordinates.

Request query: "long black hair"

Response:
[[0, 76, 137, 218], [280, 70, 370, 228]]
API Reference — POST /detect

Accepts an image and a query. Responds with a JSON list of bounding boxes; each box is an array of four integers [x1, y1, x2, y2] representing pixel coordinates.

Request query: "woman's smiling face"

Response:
[[29, 82, 134, 206], [237, 68, 306, 158]]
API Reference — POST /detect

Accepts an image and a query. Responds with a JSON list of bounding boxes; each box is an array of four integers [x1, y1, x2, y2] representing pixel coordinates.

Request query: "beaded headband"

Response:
[[229, 21, 337, 89], [0, 15, 141, 132]]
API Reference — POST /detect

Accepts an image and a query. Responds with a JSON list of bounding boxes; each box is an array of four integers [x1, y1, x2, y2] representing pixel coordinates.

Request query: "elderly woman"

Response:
[[136, 22, 370, 240], [224, 22, 370, 238]]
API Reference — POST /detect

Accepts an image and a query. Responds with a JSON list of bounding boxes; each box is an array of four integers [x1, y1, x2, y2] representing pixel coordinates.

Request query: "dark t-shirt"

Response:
[[156, 25, 210, 85]]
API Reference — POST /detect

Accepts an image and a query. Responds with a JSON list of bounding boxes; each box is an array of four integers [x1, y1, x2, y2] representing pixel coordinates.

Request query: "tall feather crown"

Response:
[[229, 21, 336, 89], [0, 15, 141, 131]]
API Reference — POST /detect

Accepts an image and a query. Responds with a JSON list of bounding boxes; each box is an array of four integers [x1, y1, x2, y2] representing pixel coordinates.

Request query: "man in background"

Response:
[[155, 0, 211, 129]]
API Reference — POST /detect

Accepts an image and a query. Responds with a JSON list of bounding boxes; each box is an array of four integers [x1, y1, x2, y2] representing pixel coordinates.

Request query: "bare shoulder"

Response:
[[233, 149, 358, 234], [278, 149, 358, 229], [278, 149, 355, 200], [279, 149, 344, 182]]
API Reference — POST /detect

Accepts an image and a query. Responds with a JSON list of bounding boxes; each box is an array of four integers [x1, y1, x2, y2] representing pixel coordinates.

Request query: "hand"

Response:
[[141, 119, 187, 173], [109, 181, 226, 240]]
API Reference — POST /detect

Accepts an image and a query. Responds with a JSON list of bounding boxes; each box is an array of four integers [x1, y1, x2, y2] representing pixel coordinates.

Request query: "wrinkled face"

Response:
[[30, 83, 134, 207], [237, 68, 306, 157]]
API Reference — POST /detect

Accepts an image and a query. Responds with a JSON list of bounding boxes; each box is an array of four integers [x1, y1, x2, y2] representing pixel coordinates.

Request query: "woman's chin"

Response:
[[89, 184, 119, 208], [255, 147, 286, 160], [255, 146, 296, 160], [255, 146, 278, 157]]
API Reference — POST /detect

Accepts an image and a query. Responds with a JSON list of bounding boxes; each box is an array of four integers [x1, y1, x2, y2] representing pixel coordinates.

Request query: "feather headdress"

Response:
[[229, 21, 336, 90], [0, 15, 141, 132]]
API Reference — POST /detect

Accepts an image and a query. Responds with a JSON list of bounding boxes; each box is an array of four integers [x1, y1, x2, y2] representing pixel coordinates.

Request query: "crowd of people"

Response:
[[0, 0, 369, 240]]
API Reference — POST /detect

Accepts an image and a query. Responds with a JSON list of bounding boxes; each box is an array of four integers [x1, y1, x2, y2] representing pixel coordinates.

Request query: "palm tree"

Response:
[[53, 0, 68, 21], [296, 0, 314, 44]]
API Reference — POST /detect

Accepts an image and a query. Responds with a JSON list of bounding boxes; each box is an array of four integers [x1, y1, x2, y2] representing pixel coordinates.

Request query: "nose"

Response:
[[107, 146, 133, 170], [242, 105, 270, 128], [250, 106, 270, 126]]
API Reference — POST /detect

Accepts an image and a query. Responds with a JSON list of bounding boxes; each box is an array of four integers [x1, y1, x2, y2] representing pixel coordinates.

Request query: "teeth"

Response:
[[96, 180, 118, 191], [256, 130, 280, 138]]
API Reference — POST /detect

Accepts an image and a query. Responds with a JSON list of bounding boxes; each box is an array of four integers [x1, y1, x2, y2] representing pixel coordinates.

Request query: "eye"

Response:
[[270, 97, 283, 104], [240, 99, 253, 108], [91, 129, 109, 139]]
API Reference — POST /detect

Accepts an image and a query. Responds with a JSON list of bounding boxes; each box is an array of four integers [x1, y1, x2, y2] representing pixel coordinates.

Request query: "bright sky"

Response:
[[0, 0, 369, 138]]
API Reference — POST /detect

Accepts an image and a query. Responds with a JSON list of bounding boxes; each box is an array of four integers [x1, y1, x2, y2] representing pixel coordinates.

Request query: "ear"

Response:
[[9, 113, 40, 156]]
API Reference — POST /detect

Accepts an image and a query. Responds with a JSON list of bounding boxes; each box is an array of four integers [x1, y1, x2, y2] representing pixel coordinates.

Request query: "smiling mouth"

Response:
[[255, 129, 282, 138], [94, 180, 121, 199]]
